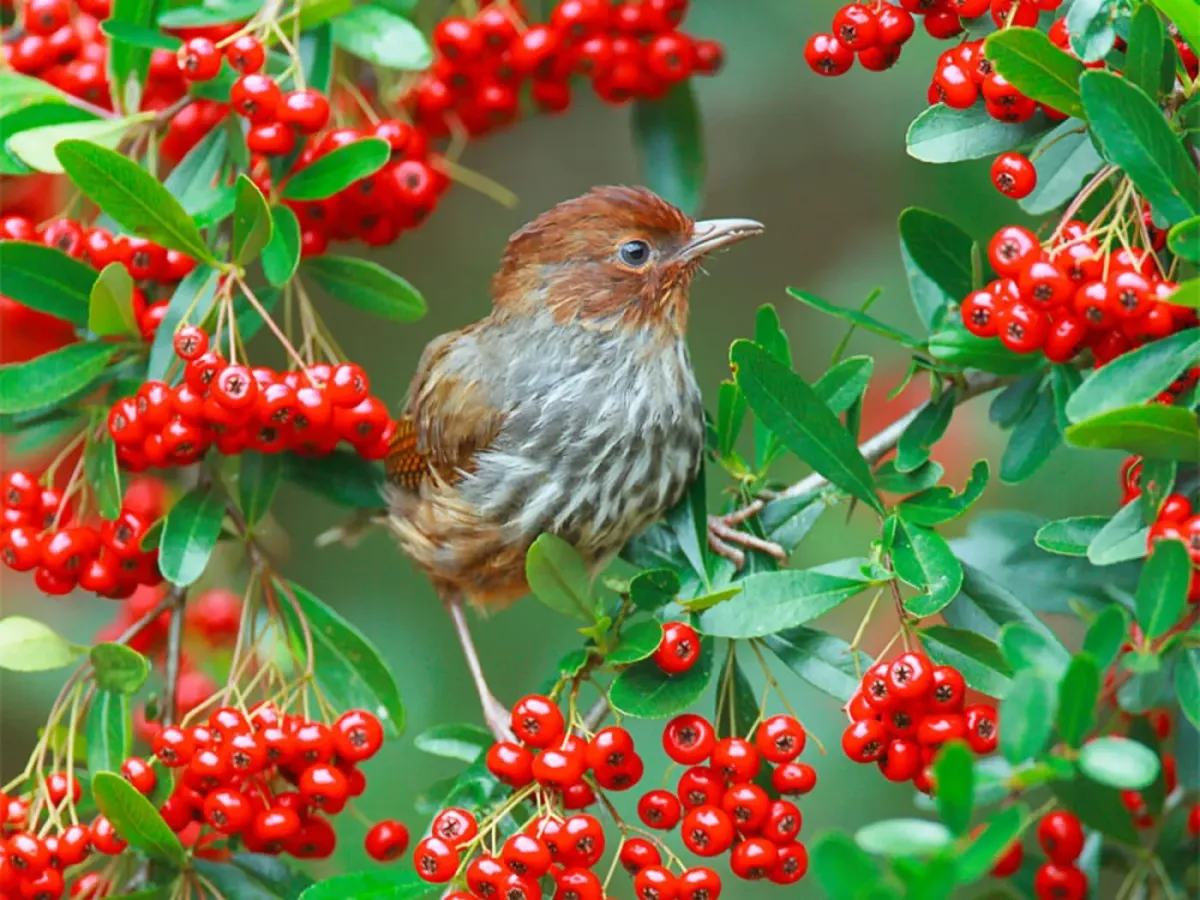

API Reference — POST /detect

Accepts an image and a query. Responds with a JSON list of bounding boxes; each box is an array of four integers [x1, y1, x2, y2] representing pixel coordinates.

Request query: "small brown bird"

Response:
[[384, 186, 770, 737]]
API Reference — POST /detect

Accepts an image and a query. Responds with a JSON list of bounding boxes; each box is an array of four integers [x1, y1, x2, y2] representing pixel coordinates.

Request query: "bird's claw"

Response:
[[314, 508, 389, 549], [707, 510, 786, 569]]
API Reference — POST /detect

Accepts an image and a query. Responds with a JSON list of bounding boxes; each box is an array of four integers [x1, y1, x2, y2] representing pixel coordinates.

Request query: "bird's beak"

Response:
[[681, 218, 764, 261]]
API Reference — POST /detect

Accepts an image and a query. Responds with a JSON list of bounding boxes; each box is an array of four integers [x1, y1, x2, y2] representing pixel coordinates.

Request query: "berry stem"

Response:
[[162, 584, 190, 727], [433, 156, 520, 209]]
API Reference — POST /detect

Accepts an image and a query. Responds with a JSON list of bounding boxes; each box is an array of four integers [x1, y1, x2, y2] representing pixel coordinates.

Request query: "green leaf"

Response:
[[811, 833, 886, 900], [629, 568, 680, 612], [85, 431, 122, 520], [8, 116, 141, 174], [787, 288, 923, 349], [1067, 328, 1199, 422], [892, 517, 964, 617], [1079, 736, 1162, 789], [280, 449, 384, 508], [92, 771, 187, 866], [1151, 0, 1200, 64], [943, 563, 1067, 657], [107, 0, 157, 110], [276, 581, 405, 737], [1068, 0, 1117, 61], [876, 460, 944, 494], [763, 625, 868, 703], [1002, 623, 1069, 678], [1168, 215, 1200, 262], [896, 387, 957, 473], [1018, 119, 1104, 215], [715, 644, 759, 740], [716, 381, 746, 459], [898, 207, 975, 329], [300, 23, 336, 94], [0, 342, 120, 415], [158, 484, 225, 587], [85, 690, 130, 776], [298, 870, 434, 900], [920, 625, 1012, 697], [414, 723, 491, 763], [958, 805, 1024, 883], [1057, 654, 1101, 748], [56, 140, 217, 263], [1135, 538, 1190, 639], [90, 643, 149, 694], [1000, 387, 1060, 484], [906, 103, 1048, 163], [231, 175, 273, 265], [237, 452, 282, 529], [0, 240, 96, 325], [1082, 605, 1128, 670], [301, 255, 427, 323], [1053, 773, 1138, 844], [147, 266, 220, 381], [698, 567, 870, 638], [631, 81, 704, 216], [1163, 278, 1200, 309], [856, 819, 952, 857], [88, 262, 138, 337], [898, 460, 989, 527], [607, 620, 663, 665], [194, 854, 313, 900], [0, 102, 98, 175], [101, 19, 182, 51], [0, 616, 85, 671], [331, 4, 433, 70], [985, 28, 1086, 119], [928, 328, 1045, 375], [1035, 516, 1107, 555], [525, 534, 597, 624], [731, 340, 882, 513], [158, 0, 264, 26], [1000, 668, 1055, 763], [609, 636, 713, 718], [1174, 648, 1200, 730], [263, 206, 301, 287], [1066, 403, 1200, 461], [282, 138, 389, 201], [813, 355, 875, 415], [1126, 4, 1170, 98], [1081, 70, 1200, 223], [1087, 501, 1148, 566], [933, 741, 974, 836], [167, 125, 230, 215]]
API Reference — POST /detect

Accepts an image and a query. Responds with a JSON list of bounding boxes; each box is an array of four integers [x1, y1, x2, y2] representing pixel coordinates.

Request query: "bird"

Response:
[[383, 186, 773, 739]]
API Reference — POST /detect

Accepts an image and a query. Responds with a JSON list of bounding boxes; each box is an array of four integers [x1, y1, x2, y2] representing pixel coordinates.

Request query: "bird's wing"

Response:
[[386, 328, 510, 491]]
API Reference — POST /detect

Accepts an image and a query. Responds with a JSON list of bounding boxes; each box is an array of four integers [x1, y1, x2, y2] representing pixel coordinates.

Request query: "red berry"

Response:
[[721, 782, 771, 833], [1033, 863, 1088, 900], [1019, 260, 1073, 308], [511, 694, 565, 748], [888, 652, 934, 699], [173, 326, 208, 361], [678, 766, 724, 810], [177, 37, 222, 80], [679, 867, 724, 900], [730, 837, 778, 881], [996, 301, 1049, 353], [988, 225, 1040, 276], [711, 737, 761, 782], [772, 761, 818, 795], [654, 622, 701, 674], [554, 867, 603, 900], [990, 836, 1024, 877], [332, 709, 384, 762], [560, 814, 605, 868], [833, 4, 879, 51], [1037, 812, 1084, 864], [930, 666, 966, 712], [634, 865, 678, 900], [842, 719, 888, 763], [965, 703, 999, 753], [225, 35, 264, 73], [619, 837, 662, 874], [120, 758, 156, 795], [770, 842, 808, 885], [992, 152, 1037, 198], [501, 832, 552, 878], [805, 33, 854, 76], [754, 714, 806, 763], [681, 805, 735, 857], [231, 73, 283, 123], [663, 713, 715, 765], [413, 836, 459, 883], [431, 807, 478, 848], [861, 661, 895, 711], [280, 89, 331, 134], [203, 788, 253, 834], [486, 741, 534, 787], [638, 789, 682, 830]]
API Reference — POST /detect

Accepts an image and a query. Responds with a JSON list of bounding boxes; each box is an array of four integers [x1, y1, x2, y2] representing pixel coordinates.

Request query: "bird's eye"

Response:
[[618, 239, 652, 267]]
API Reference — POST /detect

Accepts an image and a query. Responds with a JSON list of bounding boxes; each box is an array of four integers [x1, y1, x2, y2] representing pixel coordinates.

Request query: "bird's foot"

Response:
[[481, 691, 516, 743], [707, 508, 787, 569]]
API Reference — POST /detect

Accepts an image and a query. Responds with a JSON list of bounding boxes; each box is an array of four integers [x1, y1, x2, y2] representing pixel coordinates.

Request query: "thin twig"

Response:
[[162, 585, 189, 727]]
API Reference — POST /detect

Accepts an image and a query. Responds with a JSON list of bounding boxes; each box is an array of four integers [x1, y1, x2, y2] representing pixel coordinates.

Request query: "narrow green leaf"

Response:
[[1127, 4, 1169, 98], [763, 625, 868, 703], [85, 690, 130, 776], [280, 449, 384, 508], [194, 853, 314, 900], [331, 4, 433, 69], [1000, 668, 1056, 763], [414, 723, 491, 763], [898, 207, 975, 329], [232, 175, 273, 265], [1082, 605, 1128, 670], [933, 741, 974, 836], [957, 805, 1024, 883], [90, 643, 149, 694], [1068, 329, 1199, 422], [1018, 119, 1104, 215], [1066, 403, 1200, 461], [876, 460, 944, 494], [0, 616, 86, 671], [84, 431, 122, 520], [631, 81, 704, 216], [698, 567, 871, 639], [1068, 0, 1117, 61], [1151, 0, 1200, 62], [898, 461, 989, 527], [88, 262, 138, 338], [629, 568, 680, 612], [609, 636, 713, 718], [1135, 539, 1190, 639], [787, 288, 923, 348], [943, 562, 1067, 651], [906, 103, 1049, 163], [897, 387, 957, 473], [1035, 516, 1107, 556], [101, 19, 182, 51], [1167, 215, 1200, 262], [92, 771, 188, 865], [928, 328, 1046, 375], [1079, 736, 1161, 789], [237, 451, 282, 529], [107, 0, 157, 111], [0, 240, 96, 325], [893, 517, 964, 617], [856, 819, 952, 857], [811, 833, 886, 900], [985, 28, 1086, 118], [608, 620, 664, 665], [920, 625, 1013, 697], [1081, 70, 1200, 223], [1174, 648, 1200, 730], [731, 340, 882, 513], [298, 869, 434, 900], [158, 484, 225, 586], [813, 355, 875, 415], [526, 534, 597, 623], [275, 580, 405, 737], [1087, 500, 1149, 566], [263, 205, 301, 287], [301, 255, 427, 322], [158, 0, 263, 27], [282, 138, 389, 201], [0, 342, 120, 415], [0, 103, 98, 175], [1002, 623, 1069, 678], [8, 116, 141, 174], [1000, 387, 1060, 484], [1057, 654, 1101, 748]]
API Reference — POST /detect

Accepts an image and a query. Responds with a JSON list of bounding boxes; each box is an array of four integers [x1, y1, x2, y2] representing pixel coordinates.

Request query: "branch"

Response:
[[162, 585, 189, 727]]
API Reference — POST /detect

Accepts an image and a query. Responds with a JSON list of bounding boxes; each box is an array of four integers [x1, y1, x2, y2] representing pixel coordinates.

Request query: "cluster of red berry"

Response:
[[409, 0, 722, 140], [0, 471, 163, 598], [803, 2, 915, 76], [842, 652, 997, 790], [926, 29, 1066, 119], [105, 326, 395, 470], [0, 216, 196, 340], [961, 224, 1197, 362], [1145, 493, 1200, 570], [1028, 812, 1090, 900], [414, 696, 811, 897], [5, 0, 117, 108]]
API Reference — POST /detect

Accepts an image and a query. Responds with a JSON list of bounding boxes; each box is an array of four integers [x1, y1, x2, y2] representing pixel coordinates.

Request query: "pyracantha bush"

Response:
[[0, 0, 1198, 899]]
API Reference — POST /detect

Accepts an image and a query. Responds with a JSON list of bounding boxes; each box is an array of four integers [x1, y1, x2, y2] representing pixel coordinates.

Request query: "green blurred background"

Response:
[[1, 1, 1128, 894]]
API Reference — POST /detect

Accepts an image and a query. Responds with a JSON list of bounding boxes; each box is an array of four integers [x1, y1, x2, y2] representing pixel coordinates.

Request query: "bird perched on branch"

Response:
[[384, 186, 774, 738]]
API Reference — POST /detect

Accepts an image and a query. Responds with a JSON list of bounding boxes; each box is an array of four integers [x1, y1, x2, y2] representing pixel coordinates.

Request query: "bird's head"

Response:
[[491, 186, 763, 335]]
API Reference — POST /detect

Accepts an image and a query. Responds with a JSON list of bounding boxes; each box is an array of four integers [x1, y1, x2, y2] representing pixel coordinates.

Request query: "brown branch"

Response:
[[161, 585, 189, 727]]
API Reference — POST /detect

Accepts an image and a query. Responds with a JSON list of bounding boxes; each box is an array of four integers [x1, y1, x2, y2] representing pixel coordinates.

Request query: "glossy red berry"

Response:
[[203, 788, 253, 834], [619, 837, 662, 874], [634, 865, 678, 900], [663, 713, 716, 765], [1037, 812, 1084, 864], [225, 35, 265, 73], [333, 709, 384, 762], [486, 741, 534, 787], [280, 89, 331, 134], [887, 652, 934, 699], [677, 766, 725, 810], [120, 758, 157, 795], [991, 152, 1037, 198], [754, 714, 806, 762], [501, 832, 552, 878], [772, 761, 818, 795], [511, 694, 565, 748], [413, 836, 459, 883], [965, 703, 999, 754], [231, 73, 283, 123], [638, 788, 683, 830], [431, 807, 478, 848], [363, 819, 409, 861], [805, 33, 854, 76], [711, 737, 761, 782], [681, 805, 735, 857], [988, 225, 1040, 276], [730, 837, 779, 881], [654, 622, 701, 674], [1033, 863, 1088, 900], [997, 301, 1049, 353], [842, 719, 888, 763], [722, 782, 771, 833], [177, 37, 221, 80], [833, 4, 879, 51]]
